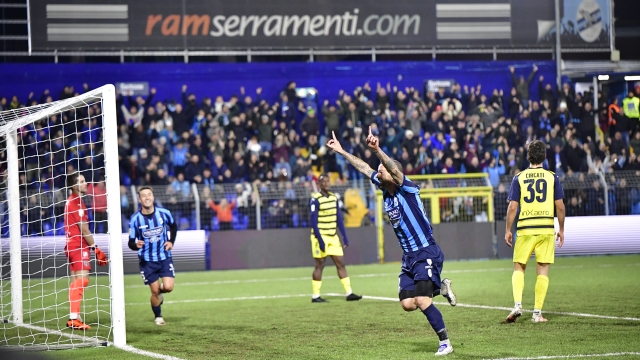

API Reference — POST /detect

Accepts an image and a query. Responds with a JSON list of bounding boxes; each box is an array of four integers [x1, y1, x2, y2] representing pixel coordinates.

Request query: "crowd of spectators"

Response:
[[2, 65, 640, 234]]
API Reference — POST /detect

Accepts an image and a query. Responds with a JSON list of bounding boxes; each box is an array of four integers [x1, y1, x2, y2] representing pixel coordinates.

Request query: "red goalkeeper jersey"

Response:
[[64, 193, 89, 249]]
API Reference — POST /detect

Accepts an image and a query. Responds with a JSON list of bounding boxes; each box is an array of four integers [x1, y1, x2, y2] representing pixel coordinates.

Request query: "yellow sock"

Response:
[[312, 280, 322, 298], [534, 275, 549, 310], [512, 271, 525, 304], [340, 277, 353, 295]]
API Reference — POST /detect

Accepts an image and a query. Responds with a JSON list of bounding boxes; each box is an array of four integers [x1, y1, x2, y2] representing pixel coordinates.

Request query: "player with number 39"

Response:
[[128, 186, 178, 326], [505, 140, 565, 323]]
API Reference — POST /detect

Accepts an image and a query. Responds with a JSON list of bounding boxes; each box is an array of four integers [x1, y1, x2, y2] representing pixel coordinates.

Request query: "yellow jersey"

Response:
[[508, 167, 564, 236], [310, 192, 338, 239]]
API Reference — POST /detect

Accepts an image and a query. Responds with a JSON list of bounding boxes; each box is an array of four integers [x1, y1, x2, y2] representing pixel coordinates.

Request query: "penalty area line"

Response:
[[486, 352, 640, 360]]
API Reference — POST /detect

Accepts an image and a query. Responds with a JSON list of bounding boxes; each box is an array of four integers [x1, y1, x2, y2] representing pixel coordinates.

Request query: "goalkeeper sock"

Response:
[[312, 280, 322, 299], [534, 275, 549, 310], [69, 277, 88, 319], [340, 277, 353, 295], [512, 270, 525, 305], [152, 305, 162, 318]]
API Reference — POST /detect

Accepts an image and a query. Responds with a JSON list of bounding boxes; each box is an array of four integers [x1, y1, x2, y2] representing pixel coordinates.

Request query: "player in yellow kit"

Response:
[[505, 140, 565, 323], [309, 174, 362, 303]]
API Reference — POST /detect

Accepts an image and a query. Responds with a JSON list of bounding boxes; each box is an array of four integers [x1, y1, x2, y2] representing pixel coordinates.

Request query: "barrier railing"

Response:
[[374, 173, 494, 263]]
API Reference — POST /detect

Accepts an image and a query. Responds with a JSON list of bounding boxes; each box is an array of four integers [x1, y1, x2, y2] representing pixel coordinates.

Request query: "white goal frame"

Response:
[[1, 84, 126, 347]]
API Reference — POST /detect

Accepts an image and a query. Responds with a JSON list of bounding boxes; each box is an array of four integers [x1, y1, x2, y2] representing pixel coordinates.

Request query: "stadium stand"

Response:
[[1, 71, 639, 234]]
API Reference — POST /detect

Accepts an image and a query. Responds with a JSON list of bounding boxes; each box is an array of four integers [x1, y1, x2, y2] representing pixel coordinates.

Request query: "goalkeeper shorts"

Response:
[[65, 247, 91, 272]]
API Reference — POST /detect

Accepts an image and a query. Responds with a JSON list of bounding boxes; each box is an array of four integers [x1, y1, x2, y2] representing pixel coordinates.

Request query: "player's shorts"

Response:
[[398, 246, 444, 298], [310, 234, 344, 258], [65, 247, 91, 272], [513, 234, 555, 264], [139, 258, 175, 285]]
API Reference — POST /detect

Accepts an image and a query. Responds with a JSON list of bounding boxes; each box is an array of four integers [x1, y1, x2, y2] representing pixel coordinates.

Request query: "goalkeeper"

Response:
[[64, 172, 108, 330], [128, 186, 178, 326]]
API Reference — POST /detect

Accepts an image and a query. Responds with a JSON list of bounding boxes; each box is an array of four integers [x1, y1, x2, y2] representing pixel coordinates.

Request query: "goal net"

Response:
[[0, 85, 126, 350]]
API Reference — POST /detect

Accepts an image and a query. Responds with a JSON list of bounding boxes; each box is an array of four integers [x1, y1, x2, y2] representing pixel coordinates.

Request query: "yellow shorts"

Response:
[[513, 234, 555, 264], [311, 235, 344, 258]]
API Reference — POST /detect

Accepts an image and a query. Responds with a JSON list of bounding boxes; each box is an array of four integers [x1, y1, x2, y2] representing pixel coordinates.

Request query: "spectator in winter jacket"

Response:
[[322, 100, 340, 136], [209, 198, 235, 231], [483, 158, 505, 187], [300, 108, 320, 142], [171, 173, 191, 198], [630, 131, 640, 155], [510, 64, 538, 109], [257, 115, 273, 152]]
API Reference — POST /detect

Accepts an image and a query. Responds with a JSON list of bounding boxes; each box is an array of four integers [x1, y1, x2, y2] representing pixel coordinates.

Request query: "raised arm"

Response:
[[325, 131, 375, 178], [366, 126, 403, 185]]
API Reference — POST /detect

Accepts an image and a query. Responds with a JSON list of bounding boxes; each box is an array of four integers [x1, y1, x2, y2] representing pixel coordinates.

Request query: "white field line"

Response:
[[125, 294, 310, 306], [487, 352, 640, 360], [124, 292, 640, 322], [116, 344, 186, 360], [10, 323, 185, 359], [325, 293, 640, 322], [123, 262, 640, 289]]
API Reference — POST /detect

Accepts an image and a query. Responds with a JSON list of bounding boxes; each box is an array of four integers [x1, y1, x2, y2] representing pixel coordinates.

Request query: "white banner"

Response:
[[555, 215, 640, 256], [1, 230, 207, 272]]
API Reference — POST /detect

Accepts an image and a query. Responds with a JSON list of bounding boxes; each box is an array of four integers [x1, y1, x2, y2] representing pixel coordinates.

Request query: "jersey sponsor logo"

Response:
[[521, 209, 551, 217], [139, 225, 148, 229], [142, 227, 164, 238], [388, 207, 401, 227]]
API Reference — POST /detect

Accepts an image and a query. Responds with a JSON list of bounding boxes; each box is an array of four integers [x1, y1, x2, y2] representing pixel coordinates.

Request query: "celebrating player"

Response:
[[64, 172, 108, 330], [505, 140, 565, 323], [326, 128, 457, 356], [128, 186, 178, 326], [309, 173, 362, 303]]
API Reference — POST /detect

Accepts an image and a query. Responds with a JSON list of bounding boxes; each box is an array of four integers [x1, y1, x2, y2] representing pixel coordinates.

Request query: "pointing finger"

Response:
[[369, 126, 372, 136]]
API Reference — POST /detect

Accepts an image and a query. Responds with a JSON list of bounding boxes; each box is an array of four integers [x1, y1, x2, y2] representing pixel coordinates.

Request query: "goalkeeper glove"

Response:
[[93, 246, 108, 266]]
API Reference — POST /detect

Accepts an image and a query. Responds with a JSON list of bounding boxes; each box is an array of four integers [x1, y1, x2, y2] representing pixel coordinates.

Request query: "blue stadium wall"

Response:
[[0, 61, 555, 113]]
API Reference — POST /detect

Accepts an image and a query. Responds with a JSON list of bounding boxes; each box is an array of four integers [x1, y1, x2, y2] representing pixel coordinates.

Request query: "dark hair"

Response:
[[66, 172, 81, 189], [318, 173, 328, 180], [137, 186, 153, 195], [527, 140, 546, 165]]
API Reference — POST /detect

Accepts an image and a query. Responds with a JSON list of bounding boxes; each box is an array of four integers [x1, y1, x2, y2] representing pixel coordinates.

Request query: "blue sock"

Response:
[[422, 304, 448, 341], [152, 305, 162, 318]]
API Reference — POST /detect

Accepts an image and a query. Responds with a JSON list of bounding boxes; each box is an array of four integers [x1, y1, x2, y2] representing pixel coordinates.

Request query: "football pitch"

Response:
[[20, 254, 640, 359]]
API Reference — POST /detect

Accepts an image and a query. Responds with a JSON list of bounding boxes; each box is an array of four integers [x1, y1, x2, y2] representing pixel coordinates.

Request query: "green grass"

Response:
[[4, 255, 640, 359]]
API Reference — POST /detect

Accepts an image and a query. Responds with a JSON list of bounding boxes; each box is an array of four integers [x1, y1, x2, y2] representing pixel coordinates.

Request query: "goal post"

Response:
[[0, 84, 126, 349]]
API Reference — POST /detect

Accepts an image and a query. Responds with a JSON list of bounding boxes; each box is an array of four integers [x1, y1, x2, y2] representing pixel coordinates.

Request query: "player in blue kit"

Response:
[[128, 186, 178, 326], [326, 128, 457, 356]]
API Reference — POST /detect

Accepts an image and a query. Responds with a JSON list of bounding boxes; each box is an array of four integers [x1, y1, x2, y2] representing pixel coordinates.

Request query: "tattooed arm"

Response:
[[325, 131, 375, 178], [365, 127, 404, 185], [374, 148, 404, 185]]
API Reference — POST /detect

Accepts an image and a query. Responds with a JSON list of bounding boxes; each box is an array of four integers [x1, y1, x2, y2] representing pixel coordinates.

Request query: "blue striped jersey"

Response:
[[129, 207, 176, 262], [371, 172, 436, 253]]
